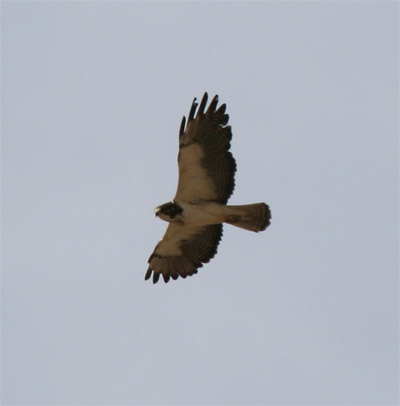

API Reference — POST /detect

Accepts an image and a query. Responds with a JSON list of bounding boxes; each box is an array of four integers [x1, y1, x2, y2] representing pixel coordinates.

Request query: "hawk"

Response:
[[145, 93, 271, 283]]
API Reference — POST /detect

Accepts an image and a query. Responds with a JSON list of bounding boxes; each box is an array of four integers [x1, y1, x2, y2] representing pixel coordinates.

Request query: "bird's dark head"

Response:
[[155, 201, 184, 224]]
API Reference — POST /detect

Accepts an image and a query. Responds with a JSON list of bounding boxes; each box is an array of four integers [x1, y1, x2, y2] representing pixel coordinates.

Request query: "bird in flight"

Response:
[[145, 93, 271, 283]]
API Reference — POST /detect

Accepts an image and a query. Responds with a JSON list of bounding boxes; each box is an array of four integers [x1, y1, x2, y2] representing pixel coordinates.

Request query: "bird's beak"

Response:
[[155, 207, 161, 217]]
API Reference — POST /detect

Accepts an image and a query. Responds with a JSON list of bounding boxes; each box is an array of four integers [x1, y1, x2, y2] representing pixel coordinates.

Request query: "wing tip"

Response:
[[144, 268, 152, 281], [145, 261, 202, 284], [206, 94, 219, 114], [185, 92, 223, 125], [153, 271, 160, 284], [198, 92, 208, 116], [145, 268, 160, 284], [188, 97, 198, 121], [179, 116, 186, 136]]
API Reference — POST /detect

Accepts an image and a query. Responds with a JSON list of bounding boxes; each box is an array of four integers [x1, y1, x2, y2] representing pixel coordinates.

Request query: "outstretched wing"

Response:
[[175, 93, 236, 204], [145, 223, 223, 283]]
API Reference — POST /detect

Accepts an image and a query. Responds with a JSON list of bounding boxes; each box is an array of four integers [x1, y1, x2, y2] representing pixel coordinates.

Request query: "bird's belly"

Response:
[[180, 202, 226, 226]]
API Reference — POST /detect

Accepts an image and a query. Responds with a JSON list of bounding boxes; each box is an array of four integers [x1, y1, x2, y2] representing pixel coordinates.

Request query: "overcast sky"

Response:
[[2, 1, 399, 405]]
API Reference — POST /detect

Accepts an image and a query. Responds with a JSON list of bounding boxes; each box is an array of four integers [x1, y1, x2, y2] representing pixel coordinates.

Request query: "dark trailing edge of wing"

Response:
[[145, 224, 223, 284], [178, 92, 237, 204]]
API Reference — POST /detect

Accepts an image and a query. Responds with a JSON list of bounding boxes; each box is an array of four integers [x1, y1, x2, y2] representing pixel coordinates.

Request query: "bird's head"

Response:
[[155, 201, 184, 224]]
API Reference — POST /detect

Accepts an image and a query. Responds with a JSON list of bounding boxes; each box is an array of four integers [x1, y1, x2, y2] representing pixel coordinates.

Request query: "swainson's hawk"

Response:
[[145, 93, 271, 283]]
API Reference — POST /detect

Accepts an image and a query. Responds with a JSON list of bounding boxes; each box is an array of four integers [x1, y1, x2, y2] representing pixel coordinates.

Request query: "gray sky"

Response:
[[2, 1, 398, 405]]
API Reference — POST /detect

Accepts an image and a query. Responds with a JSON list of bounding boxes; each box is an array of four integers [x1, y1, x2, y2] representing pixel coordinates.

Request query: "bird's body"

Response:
[[145, 93, 271, 283], [156, 201, 225, 226]]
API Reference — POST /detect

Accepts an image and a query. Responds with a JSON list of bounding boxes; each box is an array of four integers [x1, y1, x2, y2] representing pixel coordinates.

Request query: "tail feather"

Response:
[[225, 203, 271, 232]]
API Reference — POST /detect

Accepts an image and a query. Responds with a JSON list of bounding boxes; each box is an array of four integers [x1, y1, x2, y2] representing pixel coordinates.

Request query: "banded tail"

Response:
[[225, 203, 271, 232]]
